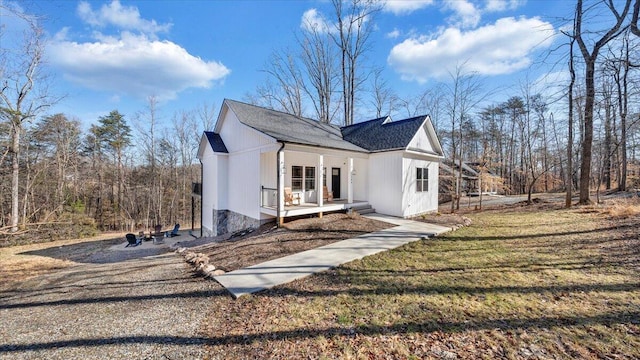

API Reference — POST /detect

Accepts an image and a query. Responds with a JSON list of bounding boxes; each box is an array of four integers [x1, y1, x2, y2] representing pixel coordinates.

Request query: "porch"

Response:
[[260, 197, 370, 218], [258, 143, 370, 221]]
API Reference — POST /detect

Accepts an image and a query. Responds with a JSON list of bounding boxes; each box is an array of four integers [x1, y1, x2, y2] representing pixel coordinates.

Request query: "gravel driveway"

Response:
[[0, 249, 224, 359]]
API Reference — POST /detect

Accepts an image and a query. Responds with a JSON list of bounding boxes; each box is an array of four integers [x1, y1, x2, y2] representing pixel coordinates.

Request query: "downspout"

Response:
[[276, 142, 285, 227], [199, 159, 203, 238]]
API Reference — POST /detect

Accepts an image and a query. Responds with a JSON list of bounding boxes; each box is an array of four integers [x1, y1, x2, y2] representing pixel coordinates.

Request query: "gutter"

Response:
[[199, 158, 203, 238], [276, 142, 285, 227]]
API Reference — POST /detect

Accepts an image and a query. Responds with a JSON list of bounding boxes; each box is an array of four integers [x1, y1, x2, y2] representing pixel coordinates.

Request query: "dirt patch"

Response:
[[190, 213, 396, 272], [414, 212, 471, 228]]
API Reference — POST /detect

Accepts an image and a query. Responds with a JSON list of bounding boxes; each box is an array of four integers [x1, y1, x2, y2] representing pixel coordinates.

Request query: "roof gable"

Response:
[[341, 115, 426, 152], [406, 116, 444, 157]]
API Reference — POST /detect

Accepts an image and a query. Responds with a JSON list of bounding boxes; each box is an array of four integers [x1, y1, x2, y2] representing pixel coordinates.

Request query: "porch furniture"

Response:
[[323, 186, 333, 202], [284, 187, 300, 206], [152, 224, 163, 237], [125, 233, 142, 247], [153, 235, 165, 245], [168, 223, 180, 237]]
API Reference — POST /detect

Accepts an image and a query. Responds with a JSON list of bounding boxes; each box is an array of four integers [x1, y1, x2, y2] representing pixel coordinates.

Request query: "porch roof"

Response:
[[225, 99, 368, 153]]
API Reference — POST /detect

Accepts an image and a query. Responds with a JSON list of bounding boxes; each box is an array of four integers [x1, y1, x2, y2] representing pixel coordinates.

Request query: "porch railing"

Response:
[[261, 186, 277, 207]]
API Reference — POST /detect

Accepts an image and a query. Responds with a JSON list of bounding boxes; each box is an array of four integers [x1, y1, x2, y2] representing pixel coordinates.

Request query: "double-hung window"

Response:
[[292, 166, 303, 191], [416, 167, 429, 192], [292, 165, 316, 191], [305, 167, 316, 191]]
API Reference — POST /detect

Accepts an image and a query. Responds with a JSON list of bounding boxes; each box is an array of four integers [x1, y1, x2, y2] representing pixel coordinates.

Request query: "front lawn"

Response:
[[202, 199, 640, 359]]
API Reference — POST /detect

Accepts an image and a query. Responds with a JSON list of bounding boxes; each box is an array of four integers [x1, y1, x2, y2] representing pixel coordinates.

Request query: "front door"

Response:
[[331, 168, 341, 199]]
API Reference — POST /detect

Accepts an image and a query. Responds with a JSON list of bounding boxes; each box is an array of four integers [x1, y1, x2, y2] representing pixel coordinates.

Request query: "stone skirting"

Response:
[[207, 209, 265, 236]]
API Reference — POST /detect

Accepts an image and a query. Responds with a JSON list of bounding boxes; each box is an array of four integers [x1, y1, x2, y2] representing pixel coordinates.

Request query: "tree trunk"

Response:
[[578, 59, 595, 204], [10, 119, 21, 232], [566, 36, 576, 208]]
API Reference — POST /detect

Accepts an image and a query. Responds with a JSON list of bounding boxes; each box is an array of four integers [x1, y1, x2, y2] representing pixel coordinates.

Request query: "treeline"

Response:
[[0, 98, 215, 243], [248, 0, 640, 210]]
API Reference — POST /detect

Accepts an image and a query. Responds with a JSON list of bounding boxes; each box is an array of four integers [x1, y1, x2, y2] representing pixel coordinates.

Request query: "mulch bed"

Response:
[[191, 213, 395, 272]]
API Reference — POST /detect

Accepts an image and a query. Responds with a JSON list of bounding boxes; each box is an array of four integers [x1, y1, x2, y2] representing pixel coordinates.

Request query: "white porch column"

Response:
[[317, 154, 324, 208], [347, 157, 354, 204], [278, 150, 285, 225]]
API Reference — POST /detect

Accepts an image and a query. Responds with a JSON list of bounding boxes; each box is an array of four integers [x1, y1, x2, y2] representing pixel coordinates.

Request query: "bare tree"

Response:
[[330, 0, 380, 125], [631, 0, 640, 37], [610, 32, 632, 191], [368, 68, 398, 118], [196, 102, 217, 131], [0, 5, 55, 232], [299, 19, 339, 123], [444, 65, 484, 212], [259, 50, 305, 117], [573, 0, 632, 204], [133, 96, 161, 227]]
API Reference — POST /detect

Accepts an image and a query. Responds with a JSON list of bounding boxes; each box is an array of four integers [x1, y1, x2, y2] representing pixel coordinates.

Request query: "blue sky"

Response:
[[7, 0, 573, 129]]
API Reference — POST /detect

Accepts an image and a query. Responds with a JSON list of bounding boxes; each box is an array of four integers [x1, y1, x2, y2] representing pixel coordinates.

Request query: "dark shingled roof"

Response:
[[225, 99, 367, 153], [204, 131, 228, 153], [341, 115, 426, 152]]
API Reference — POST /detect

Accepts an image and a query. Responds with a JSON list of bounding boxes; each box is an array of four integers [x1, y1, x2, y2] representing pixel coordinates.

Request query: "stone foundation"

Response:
[[207, 209, 264, 236]]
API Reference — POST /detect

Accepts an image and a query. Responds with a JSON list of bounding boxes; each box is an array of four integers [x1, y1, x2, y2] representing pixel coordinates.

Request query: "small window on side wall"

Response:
[[416, 167, 429, 192]]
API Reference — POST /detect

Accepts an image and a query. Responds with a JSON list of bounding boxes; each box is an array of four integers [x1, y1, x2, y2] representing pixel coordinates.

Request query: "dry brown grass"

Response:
[[0, 231, 128, 288], [600, 195, 640, 218], [201, 200, 639, 359]]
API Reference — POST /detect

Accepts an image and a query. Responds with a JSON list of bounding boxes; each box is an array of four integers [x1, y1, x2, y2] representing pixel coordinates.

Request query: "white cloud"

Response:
[[386, 28, 401, 39], [383, 0, 434, 15], [300, 8, 333, 33], [387, 16, 556, 83], [484, 0, 524, 12], [77, 0, 171, 36], [47, 1, 229, 100], [443, 0, 481, 28], [49, 32, 230, 100]]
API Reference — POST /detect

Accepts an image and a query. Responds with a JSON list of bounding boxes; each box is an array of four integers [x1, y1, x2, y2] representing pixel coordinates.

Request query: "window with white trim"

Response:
[[292, 165, 317, 191], [416, 167, 429, 192], [305, 167, 316, 190], [292, 166, 303, 190]]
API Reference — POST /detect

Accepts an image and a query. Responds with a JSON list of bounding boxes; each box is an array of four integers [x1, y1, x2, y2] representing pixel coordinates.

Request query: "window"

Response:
[[292, 166, 303, 190], [305, 167, 316, 190], [416, 167, 429, 192], [292, 165, 317, 191], [323, 167, 327, 186]]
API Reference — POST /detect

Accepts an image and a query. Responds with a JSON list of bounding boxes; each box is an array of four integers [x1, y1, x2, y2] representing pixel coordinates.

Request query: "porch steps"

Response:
[[350, 204, 375, 215]]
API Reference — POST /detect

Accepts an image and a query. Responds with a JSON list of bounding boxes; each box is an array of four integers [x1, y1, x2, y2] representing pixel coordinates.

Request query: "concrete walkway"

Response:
[[213, 214, 453, 298]]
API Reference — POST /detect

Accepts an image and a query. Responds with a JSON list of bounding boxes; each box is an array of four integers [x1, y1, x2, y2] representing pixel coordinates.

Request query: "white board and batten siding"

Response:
[[401, 156, 439, 217], [227, 149, 262, 220], [368, 151, 404, 217], [217, 107, 279, 220], [260, 152, 277, 190], [200, 144, 228, 232], [406, 122, 437, 155], [352, 158, 369, 201], [218, 107, 274, 153]]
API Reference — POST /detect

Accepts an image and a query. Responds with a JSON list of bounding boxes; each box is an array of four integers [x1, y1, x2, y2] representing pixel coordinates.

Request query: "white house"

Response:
[[197, 99, 444, 237]]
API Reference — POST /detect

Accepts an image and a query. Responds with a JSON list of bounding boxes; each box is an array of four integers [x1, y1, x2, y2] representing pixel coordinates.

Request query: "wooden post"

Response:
[[277, 148, 285, 227], [317, 154, 324, 208]]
